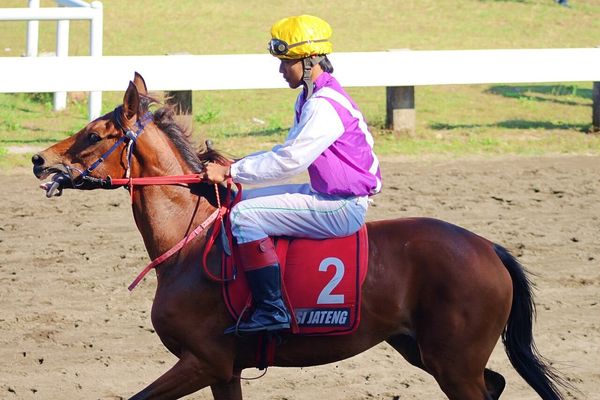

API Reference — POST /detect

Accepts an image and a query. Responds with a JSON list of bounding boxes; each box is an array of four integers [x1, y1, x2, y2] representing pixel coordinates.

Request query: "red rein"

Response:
[[110, 174, 206, 205], [110, 174, 206, 187], [128, 207, 223, 291], [115, 175, 235, 291]]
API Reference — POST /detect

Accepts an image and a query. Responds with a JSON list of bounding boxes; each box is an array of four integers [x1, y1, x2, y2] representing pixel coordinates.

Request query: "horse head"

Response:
[[32, 73, 154, 197]]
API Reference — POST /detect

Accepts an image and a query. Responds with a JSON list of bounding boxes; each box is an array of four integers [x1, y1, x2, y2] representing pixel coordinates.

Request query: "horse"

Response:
[[31, 73, 568, 400]]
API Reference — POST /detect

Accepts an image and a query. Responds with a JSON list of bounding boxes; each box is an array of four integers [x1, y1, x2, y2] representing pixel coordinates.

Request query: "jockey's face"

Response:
[[278, 58, 324, 90], [279, 59, 303, 89]]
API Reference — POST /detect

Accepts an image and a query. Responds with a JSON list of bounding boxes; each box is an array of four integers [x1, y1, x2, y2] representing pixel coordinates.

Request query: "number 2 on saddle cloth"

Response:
[[212, 183, 370, 337]]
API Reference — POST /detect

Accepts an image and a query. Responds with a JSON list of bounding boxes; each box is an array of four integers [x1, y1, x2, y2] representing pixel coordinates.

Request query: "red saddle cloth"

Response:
[[222, 225, 369, 336]]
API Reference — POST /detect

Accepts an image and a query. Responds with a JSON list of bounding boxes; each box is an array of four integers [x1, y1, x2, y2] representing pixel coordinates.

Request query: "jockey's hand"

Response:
[[204, 162, 231, 184]]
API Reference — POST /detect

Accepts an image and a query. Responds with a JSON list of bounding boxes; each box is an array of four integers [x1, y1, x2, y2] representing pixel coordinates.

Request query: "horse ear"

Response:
[[123, 81, 140, 120], [133, 72, 148, 96]]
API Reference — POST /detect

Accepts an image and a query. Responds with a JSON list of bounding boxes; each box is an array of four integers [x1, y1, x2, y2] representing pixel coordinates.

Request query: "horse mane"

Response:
[[140, 95, 230, 172]]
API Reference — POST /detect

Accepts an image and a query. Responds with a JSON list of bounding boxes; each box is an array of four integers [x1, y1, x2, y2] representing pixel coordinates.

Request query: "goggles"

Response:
[[267, 38, 330, 57]]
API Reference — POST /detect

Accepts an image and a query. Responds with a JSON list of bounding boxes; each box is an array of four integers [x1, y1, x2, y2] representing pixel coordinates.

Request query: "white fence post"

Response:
[[26, 0, 40, 57], [21, 0, 105, 118], [54, 17, 69, 111], [88, 1, 103, 120]]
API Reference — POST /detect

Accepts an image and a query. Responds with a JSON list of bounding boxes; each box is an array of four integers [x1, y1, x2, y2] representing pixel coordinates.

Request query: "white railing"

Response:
[[0, 1, 103, 117], [0, 49, 599, 130]]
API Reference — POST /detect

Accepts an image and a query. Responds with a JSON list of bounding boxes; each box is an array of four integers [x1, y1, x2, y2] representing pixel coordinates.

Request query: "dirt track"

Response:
[[1, 155, 599, 399]]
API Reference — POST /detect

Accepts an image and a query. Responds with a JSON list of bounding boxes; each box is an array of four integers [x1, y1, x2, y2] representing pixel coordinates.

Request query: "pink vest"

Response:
[[296, 73, 382, 197]]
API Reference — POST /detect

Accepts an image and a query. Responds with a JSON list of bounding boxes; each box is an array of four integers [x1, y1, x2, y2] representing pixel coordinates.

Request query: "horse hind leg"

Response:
[[386, 334, 492, 400], [420, 327, 510, 400], [484, 368, 506, 400]]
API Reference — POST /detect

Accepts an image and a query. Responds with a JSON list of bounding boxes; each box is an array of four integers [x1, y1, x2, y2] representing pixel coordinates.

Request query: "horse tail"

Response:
[[493, 243, 570, 400]]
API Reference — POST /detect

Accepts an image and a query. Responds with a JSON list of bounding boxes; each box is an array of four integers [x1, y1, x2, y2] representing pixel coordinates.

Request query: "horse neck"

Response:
[[128, 126, 215, 261]]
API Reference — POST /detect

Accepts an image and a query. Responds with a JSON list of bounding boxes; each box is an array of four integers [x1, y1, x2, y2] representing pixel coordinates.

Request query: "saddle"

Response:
[[220, 225, 369, 336]]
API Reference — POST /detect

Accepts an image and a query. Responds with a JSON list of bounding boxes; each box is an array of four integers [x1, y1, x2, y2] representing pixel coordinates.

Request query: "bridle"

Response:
[[81, 106, 154, 184], [61, 106, 212, 195], [61, 106, 154, 191]]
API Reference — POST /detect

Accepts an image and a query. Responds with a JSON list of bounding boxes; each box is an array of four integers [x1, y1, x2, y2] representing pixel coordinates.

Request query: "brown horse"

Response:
[[32, 73, 568, 400]]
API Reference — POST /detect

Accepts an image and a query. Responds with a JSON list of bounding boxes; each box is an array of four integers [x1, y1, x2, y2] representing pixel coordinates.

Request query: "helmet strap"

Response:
[[302, 56, 324, 100]]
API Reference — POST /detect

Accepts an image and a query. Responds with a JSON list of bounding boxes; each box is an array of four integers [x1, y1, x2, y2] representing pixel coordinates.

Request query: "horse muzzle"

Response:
[[32, 155, 75, 197], [35, 168, 74, 198], [40, 173, 74, 197]]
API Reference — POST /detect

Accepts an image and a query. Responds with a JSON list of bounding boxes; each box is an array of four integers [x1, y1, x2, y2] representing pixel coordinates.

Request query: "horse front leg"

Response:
[[129, 351, 226, 400], [210, 371, 242, 400]]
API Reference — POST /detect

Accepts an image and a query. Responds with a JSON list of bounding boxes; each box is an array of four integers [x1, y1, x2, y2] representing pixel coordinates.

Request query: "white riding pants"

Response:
[[230, 184, 368, 244]]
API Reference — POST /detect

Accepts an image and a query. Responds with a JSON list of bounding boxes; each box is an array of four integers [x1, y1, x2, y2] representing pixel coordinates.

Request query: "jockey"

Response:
[[205, 15, 382, 335]]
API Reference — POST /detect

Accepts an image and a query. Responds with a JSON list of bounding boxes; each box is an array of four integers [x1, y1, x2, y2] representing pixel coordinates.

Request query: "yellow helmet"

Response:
[[268, 15, 333, 60]]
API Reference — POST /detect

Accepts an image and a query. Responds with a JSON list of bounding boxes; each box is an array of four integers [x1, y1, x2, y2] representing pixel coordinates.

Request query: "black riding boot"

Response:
[[225, 264, 291, 334]]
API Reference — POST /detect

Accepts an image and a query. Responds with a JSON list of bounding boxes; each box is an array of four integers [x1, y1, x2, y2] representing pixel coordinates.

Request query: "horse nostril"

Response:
[[32, 153, 45, 166]]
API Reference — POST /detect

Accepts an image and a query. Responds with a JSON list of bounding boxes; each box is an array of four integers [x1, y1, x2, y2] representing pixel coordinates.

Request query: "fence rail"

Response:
[[0, 6, 100, 20], [0, 1, 103, 117], [1, 48, 599, 130]]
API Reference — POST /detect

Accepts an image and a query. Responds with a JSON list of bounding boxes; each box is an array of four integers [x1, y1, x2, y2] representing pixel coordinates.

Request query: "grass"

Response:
[[1, 0, 600, 170]]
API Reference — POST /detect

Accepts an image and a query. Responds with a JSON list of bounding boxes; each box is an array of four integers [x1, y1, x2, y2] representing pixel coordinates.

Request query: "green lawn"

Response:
[[1, 0, 600, 169]]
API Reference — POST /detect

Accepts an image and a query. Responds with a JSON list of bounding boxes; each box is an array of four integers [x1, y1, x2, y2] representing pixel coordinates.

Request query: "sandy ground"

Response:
[[1, 155, 599, 399]]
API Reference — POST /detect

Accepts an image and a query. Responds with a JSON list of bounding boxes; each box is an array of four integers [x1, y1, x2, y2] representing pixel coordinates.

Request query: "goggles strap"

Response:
[[269, 38, 330, 57], [302, 56, 324, 100]]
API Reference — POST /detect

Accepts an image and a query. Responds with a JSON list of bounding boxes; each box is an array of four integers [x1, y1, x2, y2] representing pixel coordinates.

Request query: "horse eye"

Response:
[[88, 132, 102, 144]]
